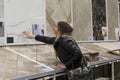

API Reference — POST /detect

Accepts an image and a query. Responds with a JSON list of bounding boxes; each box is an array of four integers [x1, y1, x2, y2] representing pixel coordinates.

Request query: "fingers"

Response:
[[57, 63, 66, 68], [23, 31, 28, 34], [23, 31, 35, 39], [23, 31, 29, 35], [23, 31, 26, 33], [23, 31, 30, 38]]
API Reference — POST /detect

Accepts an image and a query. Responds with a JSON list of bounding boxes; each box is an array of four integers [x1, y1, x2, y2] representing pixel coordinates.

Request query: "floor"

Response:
[[0, 41, 120, 80]]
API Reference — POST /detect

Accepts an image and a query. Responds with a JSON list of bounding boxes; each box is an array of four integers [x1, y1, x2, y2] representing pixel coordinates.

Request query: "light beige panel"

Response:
[[0, 7, 4, 18], [46, 0, 71, 36], [0, 0, 4, 17], [107, 0, 118, 40], [0, 0, 4, 6], [0, 6, 4, 18], [73, 0, 92, 41], [46, 21, 55, 36]]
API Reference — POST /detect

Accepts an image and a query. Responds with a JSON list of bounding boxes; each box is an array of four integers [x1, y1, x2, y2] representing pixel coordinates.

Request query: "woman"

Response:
[[23, 21, 92, 80]]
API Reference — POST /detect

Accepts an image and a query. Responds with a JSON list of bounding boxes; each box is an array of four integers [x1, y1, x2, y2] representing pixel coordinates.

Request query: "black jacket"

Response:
[[35, 35, 83, 70]]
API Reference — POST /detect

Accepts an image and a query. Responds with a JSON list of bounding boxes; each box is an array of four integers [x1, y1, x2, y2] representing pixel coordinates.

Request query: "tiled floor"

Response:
[[0, 42, 120, 79], [0, 45, 56, 80]]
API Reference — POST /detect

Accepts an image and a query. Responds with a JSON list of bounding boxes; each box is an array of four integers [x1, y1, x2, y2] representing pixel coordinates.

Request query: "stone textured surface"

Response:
[[0, 46, 51, 80], [107, 0, 118, 40], [0, 42, 120, 79], [72, 0, 118, 41], [73, 0, 92, 41], [46, 0, 72, 36], [46, 0, 119, 41]]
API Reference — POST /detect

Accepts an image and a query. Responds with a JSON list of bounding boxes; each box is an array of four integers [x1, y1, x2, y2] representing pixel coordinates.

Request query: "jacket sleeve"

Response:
[[61, 38, 82, 68], [35, 35, 55, 44]]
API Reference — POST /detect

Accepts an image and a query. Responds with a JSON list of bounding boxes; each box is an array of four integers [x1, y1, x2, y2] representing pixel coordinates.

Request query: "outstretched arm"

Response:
[[23, 31, 55, 44]]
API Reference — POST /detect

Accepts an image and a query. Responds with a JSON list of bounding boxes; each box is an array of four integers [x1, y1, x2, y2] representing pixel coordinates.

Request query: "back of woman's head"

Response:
[[57, 21, 73, 35]]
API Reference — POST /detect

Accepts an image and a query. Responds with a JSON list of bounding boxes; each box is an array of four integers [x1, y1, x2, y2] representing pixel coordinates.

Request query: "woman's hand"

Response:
[[57, 63, 66, 69], [23, 31, 35, 39]]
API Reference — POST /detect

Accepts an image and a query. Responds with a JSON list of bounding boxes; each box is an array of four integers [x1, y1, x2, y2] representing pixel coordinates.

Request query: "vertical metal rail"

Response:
[[118, 0, 120, 27], [71, 0, 73, 26], [112, 62, 114, 80], [105, 0, 109, 40], [53, 74, 56, 80]]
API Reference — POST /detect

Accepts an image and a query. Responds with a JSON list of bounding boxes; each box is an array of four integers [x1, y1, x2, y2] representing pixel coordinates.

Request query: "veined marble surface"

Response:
[[0, 42, 120, 79]]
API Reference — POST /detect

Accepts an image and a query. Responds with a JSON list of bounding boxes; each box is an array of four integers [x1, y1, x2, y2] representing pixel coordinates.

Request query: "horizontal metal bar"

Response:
[[90, 57, 120, 67], [11, 69, 65, 80], [11, 57, 120, 80]]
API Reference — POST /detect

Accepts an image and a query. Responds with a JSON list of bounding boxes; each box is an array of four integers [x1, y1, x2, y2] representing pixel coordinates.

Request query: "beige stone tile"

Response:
[[0, 0, 4, 6], [6, 53, 17, 61], [0, 55, 5, 63], [107, 0, 118, 40], [46, 0, 71, 36], [4, 72, 16, 80], [0, 42, 120, 79], [0, 71, 4, 80], [73, 0, 92, 41], [4, 61, 17, 73], [46, 0, 58, 15], [58, 0, 71, 17]]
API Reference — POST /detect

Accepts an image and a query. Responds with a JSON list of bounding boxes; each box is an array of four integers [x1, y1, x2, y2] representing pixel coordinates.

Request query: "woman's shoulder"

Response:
[[59, 36, 74, 43]]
